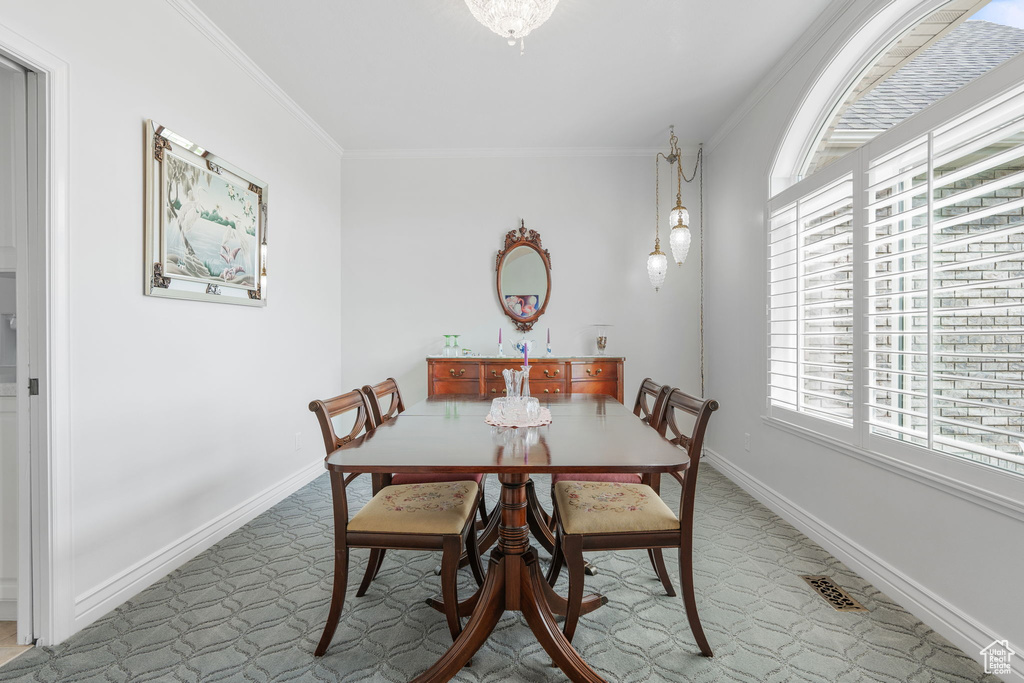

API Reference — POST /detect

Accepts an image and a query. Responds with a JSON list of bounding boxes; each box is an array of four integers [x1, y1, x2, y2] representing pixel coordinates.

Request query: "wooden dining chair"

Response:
[[361, 378, 496, 578], [309, 389, 485, 656], [546, 388, 719, 657], [531, 379, 673, 578], [633, 377, 672, 428]]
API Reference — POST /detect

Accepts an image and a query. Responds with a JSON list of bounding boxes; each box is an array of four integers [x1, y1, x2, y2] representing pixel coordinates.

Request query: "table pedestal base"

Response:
[[412, 472, 607, 683], [413, 549, 605, 683]]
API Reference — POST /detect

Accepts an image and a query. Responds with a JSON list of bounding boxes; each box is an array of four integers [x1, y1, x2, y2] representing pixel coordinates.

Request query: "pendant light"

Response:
[[647, 151, 668, 290], [647, 126, 703, 288]]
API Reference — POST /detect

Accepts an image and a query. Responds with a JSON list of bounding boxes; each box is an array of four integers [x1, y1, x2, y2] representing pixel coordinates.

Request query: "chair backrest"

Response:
[[632, 378, 672, 431], [308, 389, 374, 456], [658, 389, 719, 513], [362, 378, 406, 426], [658, 389, 719, 462]]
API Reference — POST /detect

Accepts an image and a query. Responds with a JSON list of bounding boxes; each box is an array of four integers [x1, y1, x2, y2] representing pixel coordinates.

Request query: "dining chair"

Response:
[[530, 379, 673, 579], [309, 388, 485, 656], [361, 378, 497, 576], [546, 388, 719, 657]]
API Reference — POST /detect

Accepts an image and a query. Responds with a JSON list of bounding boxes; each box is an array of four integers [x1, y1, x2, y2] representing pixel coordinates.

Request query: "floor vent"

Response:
[[800, 575, 868, 612]]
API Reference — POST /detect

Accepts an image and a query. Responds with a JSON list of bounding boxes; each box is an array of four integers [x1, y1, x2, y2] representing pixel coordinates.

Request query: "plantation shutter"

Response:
[[769, 174, 855, 426]]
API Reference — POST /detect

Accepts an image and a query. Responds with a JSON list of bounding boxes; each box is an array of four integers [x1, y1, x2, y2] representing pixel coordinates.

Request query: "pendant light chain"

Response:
[[698, 146, 705, 398], [654, 155, 661, 249]]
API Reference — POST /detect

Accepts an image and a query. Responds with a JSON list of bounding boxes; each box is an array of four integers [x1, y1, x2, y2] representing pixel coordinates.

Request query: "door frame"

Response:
[[0, 23, 71, 646]]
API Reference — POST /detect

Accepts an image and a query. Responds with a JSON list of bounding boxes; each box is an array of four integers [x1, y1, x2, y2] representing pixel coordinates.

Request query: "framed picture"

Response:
[[144, 120, 268, 306]]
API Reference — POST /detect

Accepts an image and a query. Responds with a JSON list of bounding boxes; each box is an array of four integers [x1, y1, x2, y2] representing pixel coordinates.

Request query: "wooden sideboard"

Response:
[[427, 356, 625, 403]]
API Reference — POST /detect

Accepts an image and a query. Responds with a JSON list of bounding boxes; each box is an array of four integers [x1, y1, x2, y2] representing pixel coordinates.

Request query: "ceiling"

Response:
[[191, 0, 831, 153]]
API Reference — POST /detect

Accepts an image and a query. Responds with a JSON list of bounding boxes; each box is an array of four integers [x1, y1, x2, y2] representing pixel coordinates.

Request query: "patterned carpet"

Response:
[[0, 465, 999, 682]]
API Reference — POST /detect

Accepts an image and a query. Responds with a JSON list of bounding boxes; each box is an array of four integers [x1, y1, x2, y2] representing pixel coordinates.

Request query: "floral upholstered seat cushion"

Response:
[[348, 481, 479, 535], [553, 481, 679, 535]]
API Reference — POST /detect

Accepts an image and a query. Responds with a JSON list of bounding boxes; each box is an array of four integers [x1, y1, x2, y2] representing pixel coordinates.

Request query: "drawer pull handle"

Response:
[[490, 388, 496, 394], [555, 388, 561, 393], [544, 369, 559, 377], [544, 389, 550, 393], [449, 368, 466, 377], [586, 368, 603, 376], [491, 370, 498, 377]]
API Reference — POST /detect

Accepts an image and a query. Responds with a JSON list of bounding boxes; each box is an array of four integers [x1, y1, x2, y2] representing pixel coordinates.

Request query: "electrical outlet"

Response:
[[744, 433, 751, 452], [294, 432, 302, 451]]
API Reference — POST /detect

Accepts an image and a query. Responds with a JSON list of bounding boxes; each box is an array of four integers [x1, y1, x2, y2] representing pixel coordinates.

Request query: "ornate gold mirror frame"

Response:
[[495, 221, 552, 332]]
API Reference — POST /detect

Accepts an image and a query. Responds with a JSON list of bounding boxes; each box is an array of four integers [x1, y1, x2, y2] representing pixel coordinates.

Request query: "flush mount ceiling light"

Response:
[[465, 0, 559, 54]]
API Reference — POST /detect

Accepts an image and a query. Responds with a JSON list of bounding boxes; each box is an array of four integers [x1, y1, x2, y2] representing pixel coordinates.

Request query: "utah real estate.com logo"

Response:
[[981, 640, 1015, 676]]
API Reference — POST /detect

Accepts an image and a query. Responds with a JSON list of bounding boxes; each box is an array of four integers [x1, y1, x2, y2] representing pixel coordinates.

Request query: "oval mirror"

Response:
[[496, 222, 551, 331]]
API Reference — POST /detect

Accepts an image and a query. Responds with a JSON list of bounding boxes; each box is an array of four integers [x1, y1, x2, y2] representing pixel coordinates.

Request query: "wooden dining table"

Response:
[[324, 394, 691, 683]]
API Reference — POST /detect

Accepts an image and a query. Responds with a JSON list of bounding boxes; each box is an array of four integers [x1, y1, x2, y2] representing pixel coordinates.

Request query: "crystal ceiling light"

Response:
[[465, 0, 559, 54]]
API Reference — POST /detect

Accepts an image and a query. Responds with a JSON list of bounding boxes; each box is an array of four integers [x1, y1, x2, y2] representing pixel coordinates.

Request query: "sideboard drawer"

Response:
[[485, 380, 509, 396], [433, 379, 480, 394], [482, 363, 529, 380], [531, 380, 565, 395], [569, 379, 619, 396], [485, 379, 566, 395], [571, 361, 619, 381], [431, 362, 480, 380]]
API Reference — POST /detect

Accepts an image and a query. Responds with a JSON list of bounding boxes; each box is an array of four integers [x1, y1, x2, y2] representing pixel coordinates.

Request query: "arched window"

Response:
[[772, 0, 1024, 194], [807, 1, 1024, 175], [767, 0, 1024, 475]]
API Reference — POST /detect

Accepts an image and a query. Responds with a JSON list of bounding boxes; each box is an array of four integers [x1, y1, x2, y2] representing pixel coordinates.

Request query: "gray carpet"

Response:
[[0, 465, 999, 682]]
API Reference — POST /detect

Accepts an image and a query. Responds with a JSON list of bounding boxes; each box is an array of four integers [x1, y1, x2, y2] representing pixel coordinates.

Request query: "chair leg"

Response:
[[315, 547, 349, 656], [562, 535, 585, 644], [371, 548, 386, 580], [465, 517, 486, 587], [356, 549, 383, 597], [477, 476, 490, 526], [649, 548, 676, 596], [678, 543, 713, 657], [545, 515, 565, 586], [440, 536, 463, 642], [545, 536, 564, 586]]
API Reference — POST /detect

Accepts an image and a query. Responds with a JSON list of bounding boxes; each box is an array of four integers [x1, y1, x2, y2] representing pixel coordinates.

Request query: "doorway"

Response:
[[0, 47, 40, 651]]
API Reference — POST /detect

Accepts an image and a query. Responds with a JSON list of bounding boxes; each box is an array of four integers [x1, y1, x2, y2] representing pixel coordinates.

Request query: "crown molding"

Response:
[[705, 0, 861, 154], [164, 0, 344, 157], [342, 145, 700, 160]]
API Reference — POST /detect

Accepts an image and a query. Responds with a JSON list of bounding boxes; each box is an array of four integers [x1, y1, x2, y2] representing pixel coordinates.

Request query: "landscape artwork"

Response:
[[161, 151, 259, 289]]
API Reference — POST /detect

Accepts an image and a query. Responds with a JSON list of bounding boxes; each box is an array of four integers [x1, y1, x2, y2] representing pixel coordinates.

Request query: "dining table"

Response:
[[324, 393, 691, 683]]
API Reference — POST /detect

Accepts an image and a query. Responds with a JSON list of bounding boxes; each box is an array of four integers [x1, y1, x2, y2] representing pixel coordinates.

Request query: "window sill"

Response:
[[761, 414, 1024, 523]]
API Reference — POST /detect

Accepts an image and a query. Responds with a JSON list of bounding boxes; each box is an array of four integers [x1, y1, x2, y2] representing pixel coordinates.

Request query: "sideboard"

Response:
[[426, 356, 625, 403]]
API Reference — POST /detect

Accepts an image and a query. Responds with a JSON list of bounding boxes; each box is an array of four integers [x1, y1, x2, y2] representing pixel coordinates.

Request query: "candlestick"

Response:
[[524, 344, 529, 366]]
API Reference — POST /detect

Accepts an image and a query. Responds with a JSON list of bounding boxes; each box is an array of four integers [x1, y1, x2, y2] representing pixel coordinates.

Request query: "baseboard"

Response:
[[72, 460, 325, 631], [704, 449, 1023, 681], [0, 578, 15, 620]]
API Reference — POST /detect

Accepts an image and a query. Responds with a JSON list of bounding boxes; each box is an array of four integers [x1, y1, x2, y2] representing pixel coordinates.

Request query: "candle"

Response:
[[499, 328, 502, 343], [547, 328, 550, 343], [524, 344, 529, 366]]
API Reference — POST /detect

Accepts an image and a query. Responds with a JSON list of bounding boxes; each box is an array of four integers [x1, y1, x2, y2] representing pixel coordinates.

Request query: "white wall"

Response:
[[704, 0, 1024, 671], [0, 0, 343, 640], [339, 154, 704, 403]]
